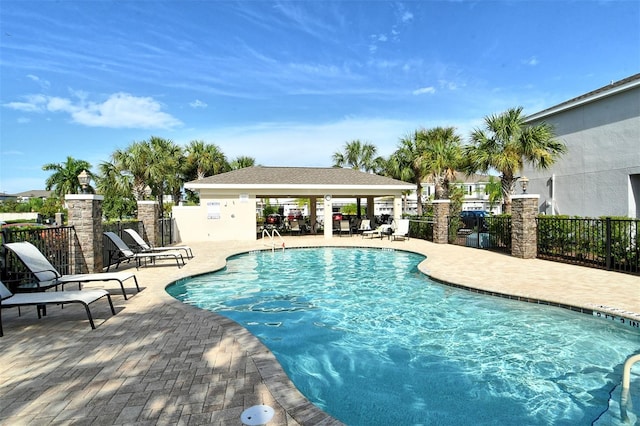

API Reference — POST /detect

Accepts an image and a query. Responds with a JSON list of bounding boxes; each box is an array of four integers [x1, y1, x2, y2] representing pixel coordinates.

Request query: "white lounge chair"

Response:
[[358, 219, 372, 234], [104, 232, 186, 271], [391, 219, 410, 241], [0, 280, 115, 336], [362, 223, 393, 239], [4, 241, 140, 300], [123, 228, 193, 258]]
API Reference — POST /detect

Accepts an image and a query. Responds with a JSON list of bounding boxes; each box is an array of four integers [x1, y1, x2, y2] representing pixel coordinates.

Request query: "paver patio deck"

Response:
[[1, 236, 639, 425]]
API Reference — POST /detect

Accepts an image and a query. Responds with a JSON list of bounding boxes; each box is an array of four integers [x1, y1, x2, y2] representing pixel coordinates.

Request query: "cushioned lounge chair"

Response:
[[338, 220, 352, 237], [0, 280, 115, 336], [123, 228, 193, 259], [104, 232, 186, 271], [392, 219, 410, 241], [4, 241, 140, 300], [358, 219, 372, 233]]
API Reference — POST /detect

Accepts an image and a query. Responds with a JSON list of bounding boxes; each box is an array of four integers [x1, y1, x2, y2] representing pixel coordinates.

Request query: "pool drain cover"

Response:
[[241, 404, 274, 425]]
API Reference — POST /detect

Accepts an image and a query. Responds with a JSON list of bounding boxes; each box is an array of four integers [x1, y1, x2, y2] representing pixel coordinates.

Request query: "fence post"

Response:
[[432, 200, 450, 244], [65, 194, 104, 273], [511, 195, 539, 259], [605, 217, 612, 270], [138, 201, 160, 246]]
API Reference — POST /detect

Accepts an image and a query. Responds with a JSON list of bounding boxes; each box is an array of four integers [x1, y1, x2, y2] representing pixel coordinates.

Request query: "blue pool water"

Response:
[[167, 248, 640, 425]]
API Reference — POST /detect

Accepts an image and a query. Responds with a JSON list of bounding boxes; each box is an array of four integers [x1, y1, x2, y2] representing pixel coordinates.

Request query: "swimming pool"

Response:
[[167, 247, 640, 425]]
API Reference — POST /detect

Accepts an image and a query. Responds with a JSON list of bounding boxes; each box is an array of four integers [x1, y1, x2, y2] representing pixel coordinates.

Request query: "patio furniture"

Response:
[[0, 280, 115, 336], [103, 232, 186, 271], [338, 220, 352, 237], [391, 219, 410, 241], [358, 219, 371, 233], [362, 224, 393, 239], [4, 241, 140, 299], [123, 228, 193, 259]]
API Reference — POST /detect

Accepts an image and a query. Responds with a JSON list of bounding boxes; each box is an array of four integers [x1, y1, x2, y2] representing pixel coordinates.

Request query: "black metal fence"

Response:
[[537, 217, 640, 275], [448, 215, 511, 254], [1, 225, 78, 290], [409, 219, 434, 242], [159, 216, 174, 246]]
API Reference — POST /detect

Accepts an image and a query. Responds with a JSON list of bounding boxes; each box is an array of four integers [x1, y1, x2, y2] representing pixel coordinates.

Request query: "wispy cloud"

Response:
[[190, 99, 207, 108], [4, 92, 182, 129], [413, 87, 436, 95], [27, 74, 50, 90], [523, 56, 539, 66]]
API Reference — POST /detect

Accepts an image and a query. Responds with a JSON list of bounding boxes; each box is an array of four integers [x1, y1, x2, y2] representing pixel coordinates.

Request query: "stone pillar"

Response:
[[138, 201, 160, 246], [432, 200, 450, 244], [65, 194, 104, 273], [511, 194, 539, 259]]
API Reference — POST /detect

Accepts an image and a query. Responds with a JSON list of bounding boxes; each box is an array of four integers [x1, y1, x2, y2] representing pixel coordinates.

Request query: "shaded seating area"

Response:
[[104, 232, 186, 271], [124, 228, 193, 259], [337, 220, 352, 237], [362, 223, 393, 239], [0, 280, 115, 336], [4, 241, 140, 300]]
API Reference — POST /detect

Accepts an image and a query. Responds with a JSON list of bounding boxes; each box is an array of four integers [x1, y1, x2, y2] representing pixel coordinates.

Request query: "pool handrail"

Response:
[[262, 228, 285, 252]]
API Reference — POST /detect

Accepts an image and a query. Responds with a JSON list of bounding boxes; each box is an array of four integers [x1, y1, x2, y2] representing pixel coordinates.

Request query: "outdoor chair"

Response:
[[123, 228, 193, 259], [0, 280, 115, 336], [362, 223, 393, 239], [103, 232, 186, 271], [288, 220, 303, 236], [338, 220, 352, 237], [391, 219, 410, 241], [4, 241, 140, 300], [358, 219, 372, 233]]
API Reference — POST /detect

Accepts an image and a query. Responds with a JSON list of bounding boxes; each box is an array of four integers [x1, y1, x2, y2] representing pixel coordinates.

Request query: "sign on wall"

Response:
[[207, 201, 220, 219]]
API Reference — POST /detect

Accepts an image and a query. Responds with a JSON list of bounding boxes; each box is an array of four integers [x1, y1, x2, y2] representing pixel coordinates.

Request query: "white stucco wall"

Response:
[[172, 191, 258, 241], [524, 85, 640, 218]]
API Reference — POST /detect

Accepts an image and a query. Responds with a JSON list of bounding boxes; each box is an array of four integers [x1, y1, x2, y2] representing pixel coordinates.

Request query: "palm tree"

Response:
[[96, 161, 136, 219], [42, 156, 93, 200], [230, 156, 256, 170], [185, 140, 229, 180], [112, 141, 154, 201], [332, 140, 383, 217], [419, 127, 463, 199], [386, 132, 430, 215], [463, 107, 566, 213]]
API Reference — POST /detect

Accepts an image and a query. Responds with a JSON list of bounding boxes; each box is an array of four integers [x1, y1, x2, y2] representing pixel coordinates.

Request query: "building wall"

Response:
[[172, 191, 258, 241], [524, 85, 640, 218]]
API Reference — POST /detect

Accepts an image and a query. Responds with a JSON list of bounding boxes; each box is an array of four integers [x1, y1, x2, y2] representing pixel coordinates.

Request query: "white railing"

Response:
[[262, 228, 285, 252], [621, 353, 640, 422]]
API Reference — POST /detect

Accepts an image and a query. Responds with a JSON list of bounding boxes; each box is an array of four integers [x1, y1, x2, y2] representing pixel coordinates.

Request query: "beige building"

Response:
[[175, 166, 414, 241]]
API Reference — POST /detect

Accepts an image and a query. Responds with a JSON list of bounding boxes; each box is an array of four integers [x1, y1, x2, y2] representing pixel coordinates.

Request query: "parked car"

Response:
[[460, 211, 490, 230], [265, 214, 282, 226]]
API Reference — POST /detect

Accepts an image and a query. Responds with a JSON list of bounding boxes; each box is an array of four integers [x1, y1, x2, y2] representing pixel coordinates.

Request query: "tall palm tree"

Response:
[[419, 127, 463, 199], [387, 132, 430, 215], [42, 156, 93, 200], [185, 140, 229, 180], [96, 161, 136, 219], [332, 140, 383, 217], [463, 107, 566, 213], [112, 141, 154, 201]]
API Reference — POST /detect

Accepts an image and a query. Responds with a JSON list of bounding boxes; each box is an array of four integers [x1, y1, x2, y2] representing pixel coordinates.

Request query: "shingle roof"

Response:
[[186, 166, 413, 188]]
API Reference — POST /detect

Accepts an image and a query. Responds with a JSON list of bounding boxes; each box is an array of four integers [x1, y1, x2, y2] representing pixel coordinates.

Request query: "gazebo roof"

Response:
[[185, 166, 414, 191]]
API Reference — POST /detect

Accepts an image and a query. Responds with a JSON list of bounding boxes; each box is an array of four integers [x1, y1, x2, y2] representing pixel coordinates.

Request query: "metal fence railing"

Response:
[[409, 219, 434, 242], [448, 215, 511, 254], [537, 217, 640, 275], [159, 216, 173, 246], [1, 225, 78, 291]]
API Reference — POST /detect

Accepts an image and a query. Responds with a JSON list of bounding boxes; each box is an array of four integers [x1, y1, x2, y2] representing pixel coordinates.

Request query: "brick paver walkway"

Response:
[[1, 237, 638, 425]]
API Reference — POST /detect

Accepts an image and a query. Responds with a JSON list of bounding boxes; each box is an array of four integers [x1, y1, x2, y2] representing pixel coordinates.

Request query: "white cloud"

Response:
[[401, 11, 414, 22], [3, 92, 182, 129], [413, 87, 436, 95], [523, 56, 539, 66], [190, 99, 208, 108], [27, 74, 50, 89]]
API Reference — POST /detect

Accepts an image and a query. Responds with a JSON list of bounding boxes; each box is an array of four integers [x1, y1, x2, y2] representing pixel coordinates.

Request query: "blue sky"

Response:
[[1, 0, 638, 194]]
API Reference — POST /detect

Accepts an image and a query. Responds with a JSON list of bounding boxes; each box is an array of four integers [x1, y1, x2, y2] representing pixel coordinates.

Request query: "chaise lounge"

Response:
[[4, 241, 140, 299], [0, 280, 115, 336], [123, 228, 193, 259], [103, 232, 186, 271]]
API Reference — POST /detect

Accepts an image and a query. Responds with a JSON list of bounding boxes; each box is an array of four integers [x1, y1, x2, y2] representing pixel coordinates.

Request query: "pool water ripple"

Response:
[[167, 247, 640, 425]]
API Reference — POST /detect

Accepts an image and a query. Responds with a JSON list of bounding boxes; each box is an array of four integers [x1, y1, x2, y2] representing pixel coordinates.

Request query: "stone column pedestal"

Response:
[[511, 194, 539, 259], [432, 200, 450, 244], [138, 201, 160, 246], [65, 194, 104, 273]]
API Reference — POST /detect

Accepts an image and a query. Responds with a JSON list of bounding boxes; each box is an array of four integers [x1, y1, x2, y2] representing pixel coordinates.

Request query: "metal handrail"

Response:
[[262, 228, 285, 252], [621, 353, 640, 422]]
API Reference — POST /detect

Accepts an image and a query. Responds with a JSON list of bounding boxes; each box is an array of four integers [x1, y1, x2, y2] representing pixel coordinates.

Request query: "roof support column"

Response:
[[366, 196, 375, 224], [393, 195, 403, 223], [309, 197, 317, 233], [323, 195, 333, 239]]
